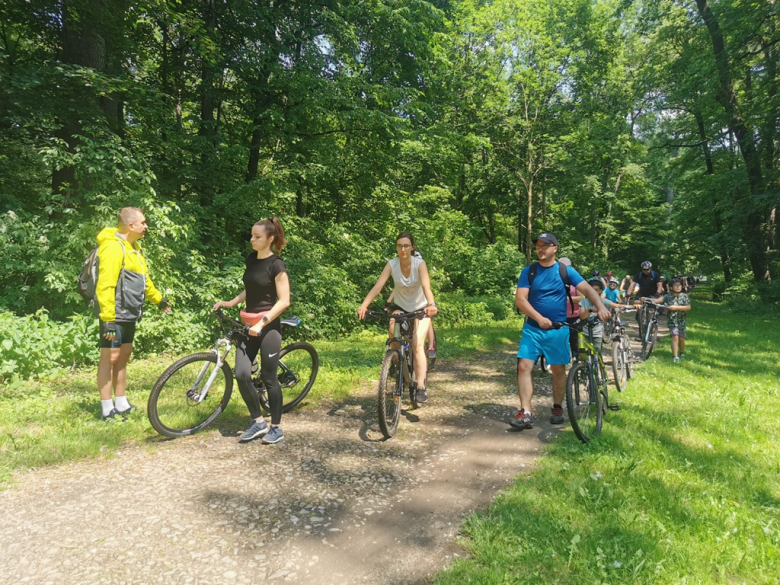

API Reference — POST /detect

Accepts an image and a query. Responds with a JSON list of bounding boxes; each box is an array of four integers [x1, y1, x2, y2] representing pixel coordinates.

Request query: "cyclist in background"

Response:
[[604, 277, 620, 302], [655, 278, 691, 363], [627, 261, 663, 300], [619, 274, 632, 301], [358, 232, 438, 403], [659, 275, 669, 294], [578, 278, 633, 355], [213, 217, 291, 444]]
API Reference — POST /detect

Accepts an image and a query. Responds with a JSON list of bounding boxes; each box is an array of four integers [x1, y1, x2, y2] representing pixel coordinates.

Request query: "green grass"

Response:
[[0, 317, 523, 486], [436, 296, 780, 584]]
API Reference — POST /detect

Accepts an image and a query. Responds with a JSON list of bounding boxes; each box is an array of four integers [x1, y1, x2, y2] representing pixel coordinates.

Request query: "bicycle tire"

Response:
[[566, 362, 603, 443], [597, 358, 609, 414], [642, 322, 659, 360], [612, 339, 627, 392], [378, 349, 403, 439], [255, 342, 319, 413], [626, 338, 635, 379], [148, 352, 233, 438]]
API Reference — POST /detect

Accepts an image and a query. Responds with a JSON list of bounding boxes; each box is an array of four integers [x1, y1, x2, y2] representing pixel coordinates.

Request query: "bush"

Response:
[[436, 293, 516, 326], [0, 309, 99, 381]]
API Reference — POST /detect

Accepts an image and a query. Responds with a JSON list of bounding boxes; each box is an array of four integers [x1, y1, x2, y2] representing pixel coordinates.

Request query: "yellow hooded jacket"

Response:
[[95, 227, 163, 322]]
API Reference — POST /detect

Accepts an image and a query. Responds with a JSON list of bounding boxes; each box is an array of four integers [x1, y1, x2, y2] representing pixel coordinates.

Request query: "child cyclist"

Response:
[[604, 278, 620, 302], [655, 278, 691, 362], [578, 278, 632, 355]]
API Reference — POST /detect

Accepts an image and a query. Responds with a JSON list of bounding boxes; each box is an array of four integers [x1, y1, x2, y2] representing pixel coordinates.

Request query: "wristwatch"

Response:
[[261, 315, 270, 324]]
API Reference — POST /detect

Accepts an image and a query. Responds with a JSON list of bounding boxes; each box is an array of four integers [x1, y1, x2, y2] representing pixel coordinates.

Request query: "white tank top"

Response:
[[389, 255, 427, 312]]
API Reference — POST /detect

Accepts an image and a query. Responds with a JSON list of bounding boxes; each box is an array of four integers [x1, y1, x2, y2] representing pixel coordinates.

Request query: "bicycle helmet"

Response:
[[659, 275, 667, 281], [641, 261, 652, 270], [591, 269, 601, 276], [587, 278, 603, 289], [670, 278, 682, 286]]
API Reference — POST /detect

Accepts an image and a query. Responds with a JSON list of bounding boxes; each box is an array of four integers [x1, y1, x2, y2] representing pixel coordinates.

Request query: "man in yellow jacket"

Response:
[[96, 207, 170, 421]]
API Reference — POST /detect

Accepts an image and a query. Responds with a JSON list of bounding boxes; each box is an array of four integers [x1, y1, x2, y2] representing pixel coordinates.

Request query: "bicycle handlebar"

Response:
[[214, 308, 250, 337], [550, 315, 600, 331], [364, 309, 428, 321]]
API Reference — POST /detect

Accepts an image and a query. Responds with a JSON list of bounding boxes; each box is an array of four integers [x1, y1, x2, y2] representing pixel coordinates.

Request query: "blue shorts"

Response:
[[517, 325, 571, 365]]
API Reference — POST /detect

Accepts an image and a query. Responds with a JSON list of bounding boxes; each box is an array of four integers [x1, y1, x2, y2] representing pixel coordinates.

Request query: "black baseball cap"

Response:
[[534, 232, 558, 246]]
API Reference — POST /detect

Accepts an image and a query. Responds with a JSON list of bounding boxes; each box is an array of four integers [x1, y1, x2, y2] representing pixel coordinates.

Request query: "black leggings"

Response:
[[234, 328, 283, 425]]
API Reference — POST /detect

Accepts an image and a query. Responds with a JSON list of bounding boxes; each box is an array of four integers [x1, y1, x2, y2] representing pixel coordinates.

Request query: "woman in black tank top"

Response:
[[213, 217, 291, 444]]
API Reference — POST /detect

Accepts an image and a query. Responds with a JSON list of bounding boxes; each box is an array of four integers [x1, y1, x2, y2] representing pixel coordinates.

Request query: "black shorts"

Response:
[[99, 321, 136, 348]]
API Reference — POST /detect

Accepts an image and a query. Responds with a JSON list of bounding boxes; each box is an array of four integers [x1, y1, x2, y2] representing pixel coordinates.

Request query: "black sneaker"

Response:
[[116, 403, 137, 417], [550, 404, 564, 425], [102, 409, 123, 423], [509, 410, 534, 429], [415, 387, 428, 403]]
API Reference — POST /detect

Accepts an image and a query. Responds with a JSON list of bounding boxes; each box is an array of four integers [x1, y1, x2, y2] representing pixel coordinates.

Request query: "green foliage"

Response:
[[0, 310, 98, 380]]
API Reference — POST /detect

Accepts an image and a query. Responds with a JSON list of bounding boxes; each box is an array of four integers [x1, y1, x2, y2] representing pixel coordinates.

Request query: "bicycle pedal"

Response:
[[608, 403, 620, 411]]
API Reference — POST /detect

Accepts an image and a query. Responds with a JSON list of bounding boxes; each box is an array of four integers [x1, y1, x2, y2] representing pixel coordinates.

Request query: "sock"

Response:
[[553, 403, 562, 409], [101, 399, 115, 417], [115, 395, 130, 412]]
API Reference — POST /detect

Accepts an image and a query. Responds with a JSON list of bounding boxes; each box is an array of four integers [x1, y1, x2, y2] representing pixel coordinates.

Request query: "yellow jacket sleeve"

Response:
[[144, 270, 163, 305], [96, 241, 125, 322]]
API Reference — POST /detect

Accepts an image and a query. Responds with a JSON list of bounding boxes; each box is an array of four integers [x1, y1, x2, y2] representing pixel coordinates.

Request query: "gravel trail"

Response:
[[0, 349, 569, 585]]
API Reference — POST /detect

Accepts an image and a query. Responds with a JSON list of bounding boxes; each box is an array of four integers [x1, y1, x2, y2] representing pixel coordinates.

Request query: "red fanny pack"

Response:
[[239, 310, 269, 327]]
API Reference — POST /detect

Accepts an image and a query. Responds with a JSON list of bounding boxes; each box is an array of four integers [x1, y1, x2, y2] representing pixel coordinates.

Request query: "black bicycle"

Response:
[[366, 309, 433, 439], [638, 299, 665, 360], [610, 307, 637, 391], [147, 309, 319, 438]]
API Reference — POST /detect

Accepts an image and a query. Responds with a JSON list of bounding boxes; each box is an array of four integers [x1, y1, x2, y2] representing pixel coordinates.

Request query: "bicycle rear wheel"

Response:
[[148, 352, 233, 438], [566, 362, 603, 443], [641, 322, 659, 360], [378, 349, 403, 439], [626, 339, 635, 379], [255, 342, 319, 413], [612, 339, 627, 392]]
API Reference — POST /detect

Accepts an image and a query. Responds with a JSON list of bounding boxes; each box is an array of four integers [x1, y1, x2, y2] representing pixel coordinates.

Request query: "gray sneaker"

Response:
[[239, 419, 269, 442], [509, 410, 534, 429], [262, 426, 284, 444]]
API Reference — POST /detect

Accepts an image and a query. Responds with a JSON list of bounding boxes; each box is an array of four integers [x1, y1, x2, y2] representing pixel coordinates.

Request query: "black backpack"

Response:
[[77, 243, 125, 310], [528, 261, 575, 312]]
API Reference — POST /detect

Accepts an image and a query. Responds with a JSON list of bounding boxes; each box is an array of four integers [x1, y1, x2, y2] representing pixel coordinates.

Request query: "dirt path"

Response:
[[0, 345, 574, 585]]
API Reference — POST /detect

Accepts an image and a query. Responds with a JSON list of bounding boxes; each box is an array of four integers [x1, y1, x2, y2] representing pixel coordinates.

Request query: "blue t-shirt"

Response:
[[604, 288, 619, 302], [517, 262, 585, 328]]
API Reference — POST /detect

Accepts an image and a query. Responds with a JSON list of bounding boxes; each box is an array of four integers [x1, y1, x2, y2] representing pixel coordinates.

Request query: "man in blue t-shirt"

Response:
[[511, 233, 610, 430]]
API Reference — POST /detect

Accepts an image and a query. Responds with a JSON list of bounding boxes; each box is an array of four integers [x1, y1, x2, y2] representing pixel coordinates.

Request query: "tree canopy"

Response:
[[1, 0, 778, 334]]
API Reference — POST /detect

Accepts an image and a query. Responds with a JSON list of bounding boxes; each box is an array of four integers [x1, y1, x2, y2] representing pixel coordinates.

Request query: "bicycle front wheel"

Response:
[[641, 322, 659, 360], [148, 352, 233, 438], [256, 342, 319, 413], [378, 349, 403, 439], [612, 339, 627, 392], [566, 362, 603, 443]]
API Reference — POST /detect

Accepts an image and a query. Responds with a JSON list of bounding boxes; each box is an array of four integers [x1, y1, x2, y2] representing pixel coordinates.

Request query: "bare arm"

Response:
[[418, 261, 438, 317], [358, 263, 393, 319], [576, 281, 611, 322], [213, 289, 246, 311]]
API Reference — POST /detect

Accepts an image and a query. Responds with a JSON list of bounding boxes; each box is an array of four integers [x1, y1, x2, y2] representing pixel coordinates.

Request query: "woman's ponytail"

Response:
[[254, 217, 287, 253]]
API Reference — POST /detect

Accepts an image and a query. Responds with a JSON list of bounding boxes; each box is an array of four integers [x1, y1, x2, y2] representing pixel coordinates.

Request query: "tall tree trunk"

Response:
[[53, 0, 115, 197], [525, 180, 534, 265], [199, 0, 217, 206], [695, 0, 768, 282], [695, 109, 732, 282]]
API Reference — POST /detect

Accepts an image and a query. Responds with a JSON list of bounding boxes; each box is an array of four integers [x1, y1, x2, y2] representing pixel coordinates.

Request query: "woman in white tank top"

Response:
[[357, 233, 438, 403]]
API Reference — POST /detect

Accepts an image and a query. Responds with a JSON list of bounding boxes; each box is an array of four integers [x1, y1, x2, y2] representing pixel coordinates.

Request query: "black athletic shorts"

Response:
[[99, 320, 136, 348]]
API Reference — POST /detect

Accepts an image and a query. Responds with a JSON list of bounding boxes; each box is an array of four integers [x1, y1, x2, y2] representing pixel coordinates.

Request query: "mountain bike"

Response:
[[365, 309, 433, 439], [147, 309, 318, 438], [552, 316, 618, 443], [610, 307, 637, 392], [638, 299, 665, 360]]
